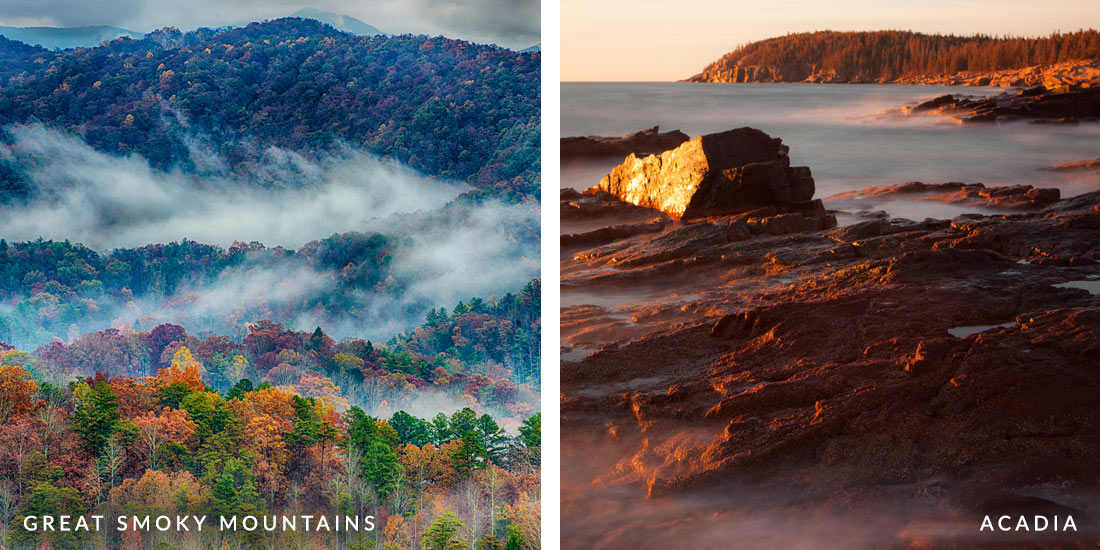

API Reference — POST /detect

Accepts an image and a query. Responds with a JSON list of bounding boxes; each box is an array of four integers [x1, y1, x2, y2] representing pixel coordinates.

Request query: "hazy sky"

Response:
[[563, 0, 1100, 81], [0, 0, 540, 49]]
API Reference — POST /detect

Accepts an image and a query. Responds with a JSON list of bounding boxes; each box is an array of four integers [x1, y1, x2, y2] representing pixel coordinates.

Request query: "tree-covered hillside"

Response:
[[0, 18, 540, 198], [688, 29, 1100, 83], [0, 237, 542, 387], [0, 37, 57, 87], [0, 349, 540, 550]]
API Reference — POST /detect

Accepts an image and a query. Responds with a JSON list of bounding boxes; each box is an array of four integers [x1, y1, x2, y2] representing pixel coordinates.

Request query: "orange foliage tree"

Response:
[[151, 346, 206, 393], [0, 364, 38, 424]]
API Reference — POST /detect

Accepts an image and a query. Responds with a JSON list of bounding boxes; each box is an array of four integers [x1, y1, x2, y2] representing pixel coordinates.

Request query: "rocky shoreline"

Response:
[[901, 83, 1100, 124], [688, 58, 1100, 88], [894, 59, 1100, 88], [561, 128, 1100, 549]]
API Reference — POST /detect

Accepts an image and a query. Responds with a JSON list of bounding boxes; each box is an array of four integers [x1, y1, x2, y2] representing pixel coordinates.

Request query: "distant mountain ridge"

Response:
[[290, 7, 383, 36], [0, 7, 382, 52], [688, 30, 1100, 84], [0, 24, 138, 50]]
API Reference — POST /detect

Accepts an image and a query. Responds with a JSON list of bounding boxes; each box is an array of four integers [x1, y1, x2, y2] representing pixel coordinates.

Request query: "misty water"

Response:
[[562, 83, 1100, 219]]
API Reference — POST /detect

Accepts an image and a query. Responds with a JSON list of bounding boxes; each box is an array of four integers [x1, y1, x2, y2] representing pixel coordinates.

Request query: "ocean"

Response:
[[562, 82, 1100, 221]]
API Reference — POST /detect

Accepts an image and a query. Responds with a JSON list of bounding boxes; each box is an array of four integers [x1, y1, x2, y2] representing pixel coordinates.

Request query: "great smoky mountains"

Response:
[[0, 17, 541, 550]]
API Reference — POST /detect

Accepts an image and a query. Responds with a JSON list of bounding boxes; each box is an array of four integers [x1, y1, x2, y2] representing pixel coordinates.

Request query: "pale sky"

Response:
[[562, 0, 1100, 81], [0, 0, 541, 50]]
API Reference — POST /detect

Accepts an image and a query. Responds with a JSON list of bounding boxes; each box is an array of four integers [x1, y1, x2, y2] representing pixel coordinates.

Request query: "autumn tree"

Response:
[[154, 346, 206, 392], [243, 413, 290, 505], [0, 364, 38, 424], [132, 408, 197, 470]]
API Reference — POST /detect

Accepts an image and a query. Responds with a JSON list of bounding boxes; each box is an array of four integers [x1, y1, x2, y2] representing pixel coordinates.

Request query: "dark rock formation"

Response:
[[561, 219, 669, 248], [590, 128, 817, 220], [1044, 158, 1100, 172], [560, 126, 690, 160], [828, 181, 1062, 210], [905, 84, 1100, 123]]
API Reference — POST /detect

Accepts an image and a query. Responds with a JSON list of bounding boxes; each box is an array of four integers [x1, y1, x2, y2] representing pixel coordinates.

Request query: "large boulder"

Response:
[[589, 127, 816, 220]]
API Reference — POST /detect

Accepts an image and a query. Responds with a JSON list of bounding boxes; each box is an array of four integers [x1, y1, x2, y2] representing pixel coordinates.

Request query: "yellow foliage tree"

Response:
[[153, 346, 206, 392]]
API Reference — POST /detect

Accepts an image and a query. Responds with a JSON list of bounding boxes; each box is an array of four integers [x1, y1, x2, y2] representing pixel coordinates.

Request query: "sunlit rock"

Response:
[[590, 128, 816, 220]]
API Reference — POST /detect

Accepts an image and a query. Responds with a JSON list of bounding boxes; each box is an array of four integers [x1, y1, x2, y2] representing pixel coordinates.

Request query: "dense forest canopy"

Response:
[[0, 347, 540, 549], [0, 18, 541, 199], [689, 29, 1100, 82], [0, 38, 57, 87]]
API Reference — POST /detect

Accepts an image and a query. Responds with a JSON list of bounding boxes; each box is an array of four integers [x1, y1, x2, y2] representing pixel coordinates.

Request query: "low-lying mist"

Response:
[[0, 124, 468, 250], [0, 124, 540, 348]]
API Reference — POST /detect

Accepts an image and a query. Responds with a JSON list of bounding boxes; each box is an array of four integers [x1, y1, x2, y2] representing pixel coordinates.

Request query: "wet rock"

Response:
[[905, 84, 1100, 123], [561, 219, 669, 248], [907, 94, 960, 114], [562, 165, 1100, 547], [560, 188, 660, 221], [1044, 158, 1100, 172], [828, 181, 1061, 210], [591, 128, 817, 220], [561, 126, 691, 160]]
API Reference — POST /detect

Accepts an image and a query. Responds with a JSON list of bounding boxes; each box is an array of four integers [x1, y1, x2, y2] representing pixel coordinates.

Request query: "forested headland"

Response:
[[688, 29, 1100, 83]]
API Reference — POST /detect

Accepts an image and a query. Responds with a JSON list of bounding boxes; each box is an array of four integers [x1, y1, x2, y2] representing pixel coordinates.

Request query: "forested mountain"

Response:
[[0, 18, 540, 198], [0, 12, 540, 550], [688, 30, 1100, 83], [0, 37, 57, 87]]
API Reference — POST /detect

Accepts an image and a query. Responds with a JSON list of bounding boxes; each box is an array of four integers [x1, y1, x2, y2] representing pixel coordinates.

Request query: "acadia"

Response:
[[980, 515, 1077, 532]]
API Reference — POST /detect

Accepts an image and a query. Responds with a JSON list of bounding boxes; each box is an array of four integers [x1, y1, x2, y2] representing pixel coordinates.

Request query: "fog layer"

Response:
[[0, 124, 539, 345]]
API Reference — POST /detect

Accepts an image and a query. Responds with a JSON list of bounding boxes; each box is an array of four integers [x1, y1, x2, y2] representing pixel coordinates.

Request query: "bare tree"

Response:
[[483, 466, 502, 539], [461, 477, 485, 550], [84, 460, 106, 505], [37, 404, 63, 462], [138, 421, 163, 471], [102, 439, 127, 490], [0, 479, 15, 531]]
